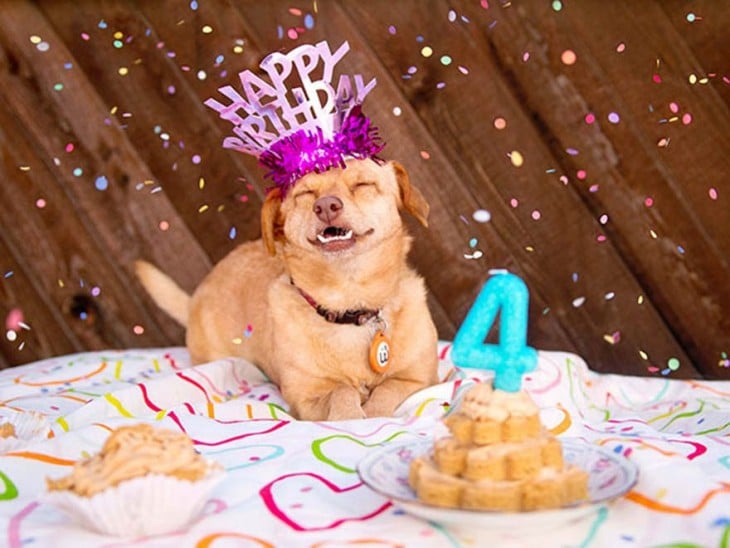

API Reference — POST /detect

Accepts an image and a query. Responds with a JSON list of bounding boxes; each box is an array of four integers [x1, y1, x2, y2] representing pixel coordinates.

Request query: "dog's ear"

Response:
[[261, 187, 284, 255], [391, 162, 429, 227]]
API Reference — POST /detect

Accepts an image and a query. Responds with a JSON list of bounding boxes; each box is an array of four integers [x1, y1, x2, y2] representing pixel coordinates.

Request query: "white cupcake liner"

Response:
[[43, 470, 224, 537], [0, 411, 51, 453]]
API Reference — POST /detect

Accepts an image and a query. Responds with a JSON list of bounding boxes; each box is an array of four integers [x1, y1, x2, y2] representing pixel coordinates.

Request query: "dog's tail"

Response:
[[134, 260, 190, 327]]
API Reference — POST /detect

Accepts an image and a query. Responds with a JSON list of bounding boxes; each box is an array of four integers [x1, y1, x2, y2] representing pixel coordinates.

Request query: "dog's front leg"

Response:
[[362, 378, 426, 418], [283, 382, 366, 421]]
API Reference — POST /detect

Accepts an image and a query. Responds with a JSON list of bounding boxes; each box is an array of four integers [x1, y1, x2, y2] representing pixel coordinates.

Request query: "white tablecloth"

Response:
[[0, 342, 728, 547]]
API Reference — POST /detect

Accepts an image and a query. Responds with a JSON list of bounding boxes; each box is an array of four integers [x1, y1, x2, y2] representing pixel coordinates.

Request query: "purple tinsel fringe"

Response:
[[259, 106, 385, 195]]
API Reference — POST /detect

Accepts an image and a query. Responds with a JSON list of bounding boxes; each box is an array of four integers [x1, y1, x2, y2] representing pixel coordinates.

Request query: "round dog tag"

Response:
[[369, 331, 391, 374]]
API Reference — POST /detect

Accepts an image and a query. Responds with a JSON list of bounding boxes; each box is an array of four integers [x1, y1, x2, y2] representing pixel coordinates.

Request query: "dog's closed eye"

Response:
[[293, 189, 315, 201], [351, 181, 377, 193]]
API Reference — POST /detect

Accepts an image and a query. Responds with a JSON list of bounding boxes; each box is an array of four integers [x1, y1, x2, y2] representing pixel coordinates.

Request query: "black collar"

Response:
[[291, 280, 380, 326]]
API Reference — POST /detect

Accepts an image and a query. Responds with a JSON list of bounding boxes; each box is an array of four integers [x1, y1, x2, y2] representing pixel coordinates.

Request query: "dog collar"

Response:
[[290, 279, 392, 374], [292, 279, 380, 326]]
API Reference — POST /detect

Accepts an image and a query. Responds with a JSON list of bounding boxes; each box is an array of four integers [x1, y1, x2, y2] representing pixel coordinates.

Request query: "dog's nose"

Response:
[[313, 195, 343, 224]]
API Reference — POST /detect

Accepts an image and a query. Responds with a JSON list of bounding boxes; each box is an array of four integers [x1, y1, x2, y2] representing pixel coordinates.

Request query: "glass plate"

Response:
[[357, 438, 638, 533]]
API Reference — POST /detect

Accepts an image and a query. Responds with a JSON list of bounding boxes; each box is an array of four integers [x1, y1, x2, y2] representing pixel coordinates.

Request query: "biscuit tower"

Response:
[[409, 383, 588, 511]]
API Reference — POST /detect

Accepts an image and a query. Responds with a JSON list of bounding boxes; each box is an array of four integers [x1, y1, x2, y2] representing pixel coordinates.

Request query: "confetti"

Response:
[[472, 209, 491, 223], [572, 296, 586, 308], [95, 175, 109, 191], [494, 117, 507, 130], [5, 309, 24, 331], [607, 112, 621, 124], [560, 49, 577, 65], [420, 46, 433, 58], [509, 150, 524, 167]]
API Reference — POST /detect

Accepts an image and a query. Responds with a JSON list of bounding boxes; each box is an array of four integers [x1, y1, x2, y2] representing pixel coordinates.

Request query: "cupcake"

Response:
[[45, 423, 224, 537], [0, 411, 51, 453]]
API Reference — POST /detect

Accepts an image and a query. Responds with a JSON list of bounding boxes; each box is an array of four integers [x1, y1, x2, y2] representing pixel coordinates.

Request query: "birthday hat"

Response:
[[204, 40, 384, 195]]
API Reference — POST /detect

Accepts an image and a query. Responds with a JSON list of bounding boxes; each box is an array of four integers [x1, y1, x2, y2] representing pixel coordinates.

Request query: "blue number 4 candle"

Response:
[[450, 270, 538, 392]]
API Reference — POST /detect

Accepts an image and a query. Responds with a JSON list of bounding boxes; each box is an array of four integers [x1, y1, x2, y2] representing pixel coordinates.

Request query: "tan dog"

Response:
[[136, 158, 438, 420]]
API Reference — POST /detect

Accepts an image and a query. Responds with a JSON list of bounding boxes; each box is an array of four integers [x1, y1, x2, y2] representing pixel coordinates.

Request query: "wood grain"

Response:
[[0, 1, 726, 379]]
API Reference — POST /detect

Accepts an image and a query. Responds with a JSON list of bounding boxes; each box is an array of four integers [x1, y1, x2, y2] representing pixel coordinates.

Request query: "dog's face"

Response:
[[261, 160, 429, 257]]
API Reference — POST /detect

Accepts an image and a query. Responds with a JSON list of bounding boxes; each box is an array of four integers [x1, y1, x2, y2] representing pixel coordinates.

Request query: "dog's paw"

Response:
[[326, 406, 367, 421]]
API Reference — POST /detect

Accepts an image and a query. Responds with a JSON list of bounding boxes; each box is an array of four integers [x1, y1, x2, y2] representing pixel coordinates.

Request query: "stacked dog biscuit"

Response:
[[409, 383, 588, 511]]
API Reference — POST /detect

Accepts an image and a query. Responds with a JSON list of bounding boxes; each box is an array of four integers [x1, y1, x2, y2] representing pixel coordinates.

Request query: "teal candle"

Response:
[[451, 271, 538, 391]]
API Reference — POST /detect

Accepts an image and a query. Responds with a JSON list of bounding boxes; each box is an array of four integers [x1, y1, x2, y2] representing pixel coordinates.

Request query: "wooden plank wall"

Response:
[[0, 0, 727, 380]]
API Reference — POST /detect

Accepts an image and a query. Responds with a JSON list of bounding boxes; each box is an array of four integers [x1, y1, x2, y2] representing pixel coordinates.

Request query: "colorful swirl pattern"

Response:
[[0, 343, 727, 547]]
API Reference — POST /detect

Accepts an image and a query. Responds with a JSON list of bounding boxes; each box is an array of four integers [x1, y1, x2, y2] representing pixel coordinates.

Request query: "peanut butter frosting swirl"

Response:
[[459, 383, 538, 421], [47, 424, 221, 497], [0, 422, 17, 438]]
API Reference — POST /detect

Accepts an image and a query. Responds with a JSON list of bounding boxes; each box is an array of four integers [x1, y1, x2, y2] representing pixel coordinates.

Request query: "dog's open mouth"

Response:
[[317, 226, 353, 244], [314, 225, 356, 252], [310, 225, 376, 253]]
